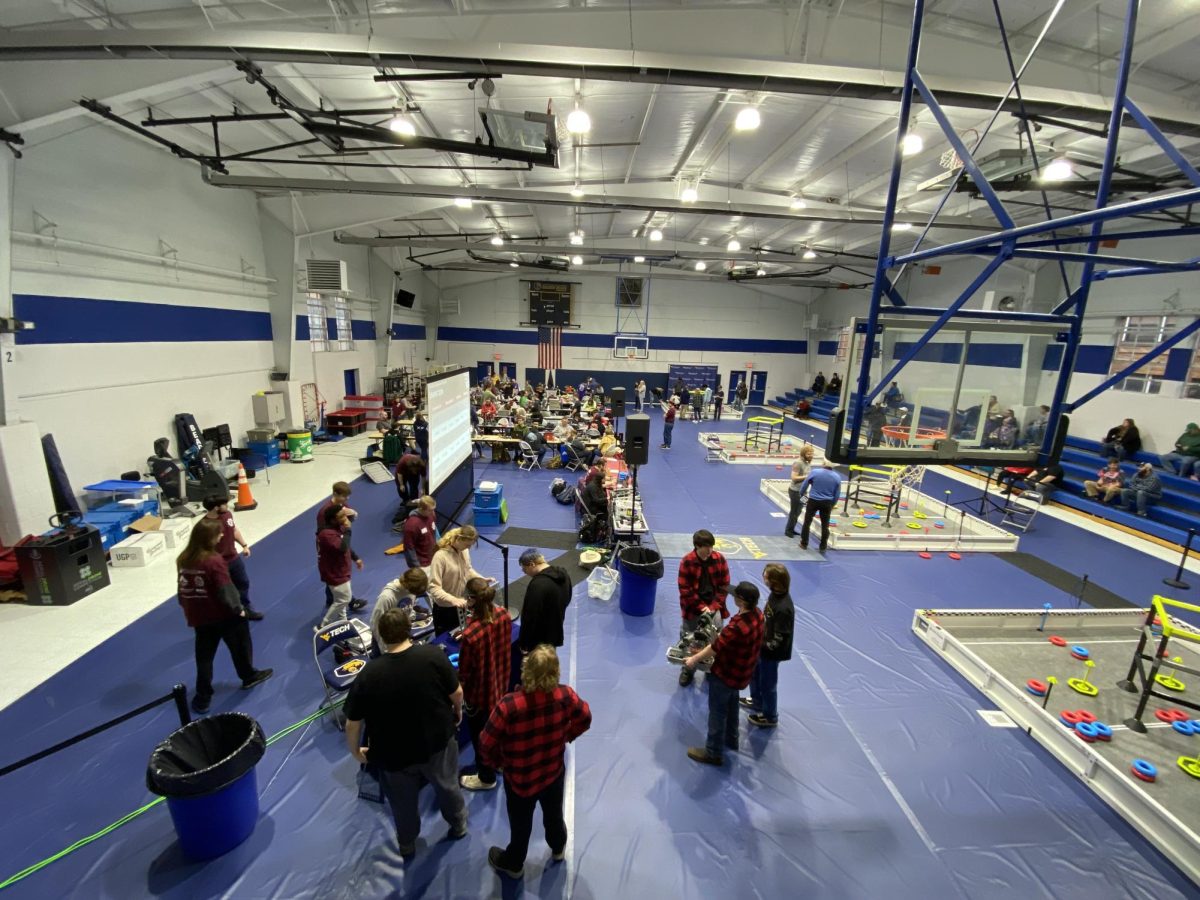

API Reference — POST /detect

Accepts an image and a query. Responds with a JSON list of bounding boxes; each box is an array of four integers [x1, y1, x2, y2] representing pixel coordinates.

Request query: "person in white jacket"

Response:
[[428, 526, 485, 635]]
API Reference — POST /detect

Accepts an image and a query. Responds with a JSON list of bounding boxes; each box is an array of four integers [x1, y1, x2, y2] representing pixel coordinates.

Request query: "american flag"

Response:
[[538, 326, 562, 370]]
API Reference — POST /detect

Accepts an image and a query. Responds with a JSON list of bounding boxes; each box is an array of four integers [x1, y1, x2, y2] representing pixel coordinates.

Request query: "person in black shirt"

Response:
[[1022, 462, 1064, 500], [412, 412, 429, 461], [344, 608, 467, 858], [516, 549, 572, 654], [743, 563, 794, 728]]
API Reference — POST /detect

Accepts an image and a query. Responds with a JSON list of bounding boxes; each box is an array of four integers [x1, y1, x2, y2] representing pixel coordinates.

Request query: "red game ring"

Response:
[[1070, 652, 1089, 660], [1076, 710, 1097, 724], [1027, 679, 1048, 694], [1131, 769, 1157, 783], [1075, 730, 1096, 743], [1155, 709, 1189, 723], [1048, 635, 1067, 646], [1060, 710, 1084, 724]]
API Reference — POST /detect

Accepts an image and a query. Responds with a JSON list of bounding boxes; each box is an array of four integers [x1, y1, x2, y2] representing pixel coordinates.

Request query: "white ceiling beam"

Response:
[[788, 118, 897, 195], [738, 104, 836, 191]]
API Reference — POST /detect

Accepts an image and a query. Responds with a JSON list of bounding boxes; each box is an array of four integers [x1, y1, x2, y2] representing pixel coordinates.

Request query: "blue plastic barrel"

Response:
[[166, 768, 260, 860], [618, 546, 663, 617]]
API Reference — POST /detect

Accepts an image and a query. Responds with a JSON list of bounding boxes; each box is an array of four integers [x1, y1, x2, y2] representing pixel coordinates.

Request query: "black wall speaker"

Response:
[[609, 386, 626, 418], [394, 288, 416, 308], [624, 414, 650, 466], [269, 371, 288, 381]]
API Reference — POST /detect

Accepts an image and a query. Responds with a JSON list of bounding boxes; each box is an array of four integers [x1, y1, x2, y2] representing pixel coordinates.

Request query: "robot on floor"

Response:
[[665, 608, 722, 671]]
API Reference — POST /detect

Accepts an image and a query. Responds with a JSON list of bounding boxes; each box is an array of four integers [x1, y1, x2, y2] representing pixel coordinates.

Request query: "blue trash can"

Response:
[[618, 546, 664, 617], [146, 712, 266, 861]]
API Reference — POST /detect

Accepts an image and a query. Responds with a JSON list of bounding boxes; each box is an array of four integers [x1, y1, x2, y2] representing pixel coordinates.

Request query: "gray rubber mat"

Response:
[[654, 532, 825, 561], [497, 527, 580, 551]]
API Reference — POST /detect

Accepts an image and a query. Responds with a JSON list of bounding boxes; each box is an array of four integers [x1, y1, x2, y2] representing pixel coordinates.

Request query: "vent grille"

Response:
[[440, 297, 460, 315], [305, 259, 348, 294]]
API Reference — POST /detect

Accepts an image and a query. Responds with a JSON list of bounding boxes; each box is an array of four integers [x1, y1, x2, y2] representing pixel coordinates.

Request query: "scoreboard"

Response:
[[528, 281, 573, 326]]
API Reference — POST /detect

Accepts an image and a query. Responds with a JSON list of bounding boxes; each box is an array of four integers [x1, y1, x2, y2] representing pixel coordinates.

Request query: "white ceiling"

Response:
[[1, 0, 1198, 289]]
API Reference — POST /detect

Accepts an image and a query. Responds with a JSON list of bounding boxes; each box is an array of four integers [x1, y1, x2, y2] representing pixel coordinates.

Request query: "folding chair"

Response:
[[705, 436, 724, 462], [517, 440, 541, 470], [313, 618, 373, 730], [564, 442, 589, 472], [1001, 489, 1043, 533]]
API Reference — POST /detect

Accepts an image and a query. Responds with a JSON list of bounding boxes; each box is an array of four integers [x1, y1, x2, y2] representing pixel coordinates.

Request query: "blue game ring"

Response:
[[1075, 722, 1100, 739], [1172, 721, 1196, 736], [1132, 759, 1157, 778], [1070, 645, 1088, 657], [1092, 722, 1113, 739]]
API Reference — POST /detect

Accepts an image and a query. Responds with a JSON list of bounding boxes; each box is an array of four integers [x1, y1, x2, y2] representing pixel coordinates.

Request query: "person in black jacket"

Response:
[[1101, 418, 1140, 461], [516, 549, 572, 654], [742, 563, 793, 728]]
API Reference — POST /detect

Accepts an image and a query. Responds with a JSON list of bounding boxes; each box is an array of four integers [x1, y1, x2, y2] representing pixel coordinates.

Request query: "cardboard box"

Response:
[[129, 514, 193, 549], [111, 532, 168, 568]]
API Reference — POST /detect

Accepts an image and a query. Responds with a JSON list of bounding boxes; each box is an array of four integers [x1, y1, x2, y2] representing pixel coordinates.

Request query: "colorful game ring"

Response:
[[447, 653, 459, 668], [1026, 678, 1048, 694], [1178, 757, 1200, 779], [1076, 710, 1097, 724], [933, 521, 945, 528], [1067, 678, 1099, 696], [1092, 722, 1113, 741], [1155, 674, 1186, 692], [1156, 708, 1189, 723], [1069, 646, 1089, 659], [906, 522, 922, 530], [1060, 710, 1084, 725], [948, 552, 962, 560], [918, 551, 932, 560], [1075, 722, 1100, 742], [1172, 720, 1197, 736], [913, 511, 928, 519], [1048, 635, 1067, 647], [1131, 758, 1157, 782], [852, 521, 869, 529]]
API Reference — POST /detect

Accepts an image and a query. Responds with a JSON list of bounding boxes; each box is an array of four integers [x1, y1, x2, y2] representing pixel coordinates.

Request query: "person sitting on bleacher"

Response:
[[883, 381, 903, 410], [1101, 418, 1141, 461], [984, 410, 1018, 449], [828, 373, 842, 396], [1023, 405, 1050, 447], [1159, 422, 1200, 480], [794, 397, 811, 419], [1022, 462, 1064, 500], [1084, 458, 1124, 504], [1119, 462, 1163, 518], [811, 372, 826, 397]]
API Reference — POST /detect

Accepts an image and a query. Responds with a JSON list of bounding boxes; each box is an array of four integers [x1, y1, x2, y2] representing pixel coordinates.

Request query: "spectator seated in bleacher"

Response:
[[1023, 405, 1050, 447], [1021, 462, 1064, 500], [811, 372, 826, 397], [865, 403, 887, 447], [1101, 418, 1141, 461], [1119, 462, 1163, 518], [1084, 458, 1124, 504], [883, 381, 903, 411], [952, 404, 981, 439], [794, 397, 811, 419], [1159, 422, 1200, 480], [827, 373, 842, 396], [983, 410, 1019, 449]]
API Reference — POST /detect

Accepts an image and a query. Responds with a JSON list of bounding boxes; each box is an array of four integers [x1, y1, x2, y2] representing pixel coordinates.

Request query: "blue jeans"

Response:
[[1120, 488, 1161, 516], [1160, 452, 1198, 477], [226, 553, 252, 609], [749, 658, 779, 721], [705, 677, 740, 758], [1101, 441, 1126, 461], [662, 422, 674, 447]]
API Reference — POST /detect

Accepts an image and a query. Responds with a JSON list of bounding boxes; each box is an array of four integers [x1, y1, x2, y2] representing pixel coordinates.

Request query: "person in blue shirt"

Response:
[[796, 463, 843, 553], [883, 381, 903, 410]]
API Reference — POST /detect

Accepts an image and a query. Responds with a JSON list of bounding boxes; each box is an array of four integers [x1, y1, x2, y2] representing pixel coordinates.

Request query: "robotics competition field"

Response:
[[1, 408, 1198, 899]]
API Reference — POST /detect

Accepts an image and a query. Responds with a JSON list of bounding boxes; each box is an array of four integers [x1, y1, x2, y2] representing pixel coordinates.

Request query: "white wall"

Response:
[[434, 271, 813, 397], [7, 125, 276, 492]]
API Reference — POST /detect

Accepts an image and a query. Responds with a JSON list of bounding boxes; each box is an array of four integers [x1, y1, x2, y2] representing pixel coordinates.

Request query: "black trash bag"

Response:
[[146, 712, 266, 798], [619, 546, 664, 579]]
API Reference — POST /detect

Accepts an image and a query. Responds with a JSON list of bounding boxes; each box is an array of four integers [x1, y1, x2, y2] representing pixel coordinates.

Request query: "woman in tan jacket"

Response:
[[428, 525, 484, 635]]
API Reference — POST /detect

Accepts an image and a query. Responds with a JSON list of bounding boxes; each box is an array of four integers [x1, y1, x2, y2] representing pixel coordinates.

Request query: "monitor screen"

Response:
[[426, 368, 473, 494]]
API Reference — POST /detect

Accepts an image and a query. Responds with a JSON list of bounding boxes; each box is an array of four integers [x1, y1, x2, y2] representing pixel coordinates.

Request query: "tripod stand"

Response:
[[953, 466, 1011, 520]]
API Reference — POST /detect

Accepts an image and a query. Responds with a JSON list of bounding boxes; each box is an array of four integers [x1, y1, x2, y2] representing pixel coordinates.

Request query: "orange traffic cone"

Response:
[[234, 462, 258, 511]]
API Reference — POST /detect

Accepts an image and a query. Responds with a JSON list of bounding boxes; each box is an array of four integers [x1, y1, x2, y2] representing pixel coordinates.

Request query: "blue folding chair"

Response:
[[313, 618, 372, 730]]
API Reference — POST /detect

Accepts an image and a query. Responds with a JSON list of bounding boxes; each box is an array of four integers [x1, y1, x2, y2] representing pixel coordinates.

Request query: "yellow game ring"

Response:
[[1177, 756, 1200, 779], [1155, 674, 1186, 692], [852, 521, 869, 529], [1067, 678, 1098, 696], [906, 522, 922, 530], [913, 511, 927, 519]]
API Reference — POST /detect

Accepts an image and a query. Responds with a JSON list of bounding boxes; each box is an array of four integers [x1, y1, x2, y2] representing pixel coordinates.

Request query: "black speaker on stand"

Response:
[[624, 413, 649, 466], [610, 386, 626, 421]]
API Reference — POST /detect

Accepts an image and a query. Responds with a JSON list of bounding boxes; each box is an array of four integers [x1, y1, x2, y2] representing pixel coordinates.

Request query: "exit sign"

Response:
[[745, 362, 754, 369]]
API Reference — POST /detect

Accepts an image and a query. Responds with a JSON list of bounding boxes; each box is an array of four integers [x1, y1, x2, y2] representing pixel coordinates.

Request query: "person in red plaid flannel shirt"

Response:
[[458, 578, 513, 792], [684, 581, 765, 766], [676, 529, 731, 687], [480, 645, 592, 879]]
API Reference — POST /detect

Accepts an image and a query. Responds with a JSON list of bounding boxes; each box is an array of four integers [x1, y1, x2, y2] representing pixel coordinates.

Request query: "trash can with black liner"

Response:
[[618, 546, 664, 617], [146, 712, 266, 861]]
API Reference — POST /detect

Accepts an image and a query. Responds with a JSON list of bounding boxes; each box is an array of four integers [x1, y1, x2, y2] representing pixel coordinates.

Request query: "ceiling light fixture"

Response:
[[1041, 157, 1073, 182], [509, 261, 519, 268], [900, 132, 924, 156], [454, 197, 472, 208], [790, 196, 807, 210], [649, 228, 663, 242], [891, 222, 914, 232], [571, 255, 583, 265], [694, 260, 707, 271], [566, 106, 591, 135], [569, 230, 585, 245], [570, 184, 585, 198], [803, 248, 817, 260], [680, 185, 698, 203], [727, 238, 741, 252], [734, 106, 761, 132], [388, 115, 416, 136], [634, 255, 645, 263], [698, 237, 709, 246], [490, 235, 504, 247], [755, 268, 766, 277]]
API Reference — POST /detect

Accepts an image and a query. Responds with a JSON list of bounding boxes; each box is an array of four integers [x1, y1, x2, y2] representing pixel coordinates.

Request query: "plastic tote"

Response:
[[146, 712, 267, 861], [587, 566, 618, 602], [617, 546, 664, 617]]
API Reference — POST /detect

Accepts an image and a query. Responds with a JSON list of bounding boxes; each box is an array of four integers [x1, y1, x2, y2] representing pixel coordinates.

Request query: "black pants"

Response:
[[193, 616, 256, 701], [496, 770, 567, 869], [784, 488, 805, 537], [800, 499, 835, 551], [466, 706, 497, 784], [226, 554, 252, 609]]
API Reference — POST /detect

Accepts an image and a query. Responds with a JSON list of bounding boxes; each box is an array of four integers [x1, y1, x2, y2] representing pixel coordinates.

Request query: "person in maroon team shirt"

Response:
[[175, 519, 272, 714], [481, 646, 591, 880], [684, 581, 765, 766], [202, 494, 262, 620], [317, 504, 364, 628]]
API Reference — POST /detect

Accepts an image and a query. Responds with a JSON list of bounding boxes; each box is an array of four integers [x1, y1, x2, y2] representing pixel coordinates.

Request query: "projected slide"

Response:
[[427, 368, 473, 494]]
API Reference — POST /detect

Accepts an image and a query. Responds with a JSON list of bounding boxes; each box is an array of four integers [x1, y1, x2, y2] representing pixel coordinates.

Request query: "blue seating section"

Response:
[[772, 388, 838, 422]]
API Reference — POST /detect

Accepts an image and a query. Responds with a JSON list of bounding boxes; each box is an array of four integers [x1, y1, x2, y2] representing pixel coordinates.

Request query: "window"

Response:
[[306, 296, 328, 353], [333, 298, 355, 351], [1186, 341, 1200, 400], [1110, 315, 1178, 394]]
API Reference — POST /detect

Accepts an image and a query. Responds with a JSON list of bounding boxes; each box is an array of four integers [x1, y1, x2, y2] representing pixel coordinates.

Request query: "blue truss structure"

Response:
[[832, 0, 1200, 465]]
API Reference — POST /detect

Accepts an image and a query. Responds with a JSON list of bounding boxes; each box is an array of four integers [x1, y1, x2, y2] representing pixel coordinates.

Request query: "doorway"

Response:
[[343, 368, 359, 398], [748, 370, 768, 406], [475, 361, 494, 384]]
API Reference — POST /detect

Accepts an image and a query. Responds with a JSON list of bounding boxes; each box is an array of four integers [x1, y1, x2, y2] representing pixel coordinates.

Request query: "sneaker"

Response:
[[191, 695, 211, 714], [460, 774, 498, 791], [686, 747, 723, 766], [738, 697, 757, 709], [448, 821, 469, 840], [244, 608, 264, 621], [678, 668, 694, 687], [241, 668, 274, 690], [349, 598, 368, 612], [551, 848, 566, 863], [488, 847, 524, 879], [748, 714, 778, 728]]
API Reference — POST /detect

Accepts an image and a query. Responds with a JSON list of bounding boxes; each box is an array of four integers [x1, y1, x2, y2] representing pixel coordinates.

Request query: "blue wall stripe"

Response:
[[889, 342, 1023, 368], [1076, 345, 1114, 375], [391, 323, 427, 340], [817, 340, 838, 356], [1164, 347, 1191, 382], [437, 326, 805, 355], [1042, 345, 1064, 371], [294, 315, 382, 342], [13, 294, 271, 344]]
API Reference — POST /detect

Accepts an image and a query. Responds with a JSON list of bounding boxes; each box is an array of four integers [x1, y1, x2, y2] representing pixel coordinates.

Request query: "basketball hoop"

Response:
[[625, 346, 636, 361], [938, 147, 961, 170]]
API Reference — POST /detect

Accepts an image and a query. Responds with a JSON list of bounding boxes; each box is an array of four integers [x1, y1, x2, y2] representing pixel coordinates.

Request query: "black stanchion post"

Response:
[[1163, 528, 1195, 590], [171, 683, 191, 726], [501, 544, 511, 613], [1074, 574, 1090, 610]]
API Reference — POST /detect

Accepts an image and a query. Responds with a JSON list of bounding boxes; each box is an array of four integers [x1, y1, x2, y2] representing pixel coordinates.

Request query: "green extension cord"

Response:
[[0, 702, 342, 892]]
